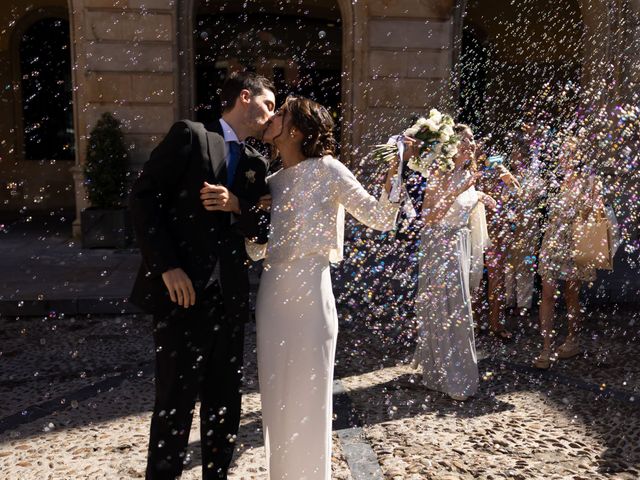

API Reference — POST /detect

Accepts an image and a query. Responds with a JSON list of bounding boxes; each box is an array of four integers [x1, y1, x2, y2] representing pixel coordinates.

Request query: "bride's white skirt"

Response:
[[256, 255, 338, 480], [412, 226, 479, 398]]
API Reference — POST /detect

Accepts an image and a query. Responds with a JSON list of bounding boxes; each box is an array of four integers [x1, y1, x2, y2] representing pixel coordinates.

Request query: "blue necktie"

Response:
[[227, 141, 242, 186]]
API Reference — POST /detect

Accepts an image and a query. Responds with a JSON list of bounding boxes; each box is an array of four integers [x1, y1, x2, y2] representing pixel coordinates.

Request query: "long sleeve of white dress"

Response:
[[327, 157, 398, 232], [245, 156, 398, 264]]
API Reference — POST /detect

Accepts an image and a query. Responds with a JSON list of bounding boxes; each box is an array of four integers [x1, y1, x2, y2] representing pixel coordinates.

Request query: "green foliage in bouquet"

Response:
[[372, 109, 460, 175], [84, 112, 129, 209]]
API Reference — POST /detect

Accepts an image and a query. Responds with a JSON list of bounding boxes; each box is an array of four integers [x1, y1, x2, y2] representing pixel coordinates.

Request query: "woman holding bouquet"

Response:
[[243, 96, 413, 479], [412, 124, 497, 401], [534, 136, 603, 369]]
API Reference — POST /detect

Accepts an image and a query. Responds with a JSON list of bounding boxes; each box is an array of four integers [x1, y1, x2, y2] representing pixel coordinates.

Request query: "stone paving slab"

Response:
[[0, 315, 352, 479], [0, 220, 141, 316], [2, 311, 639, 479]]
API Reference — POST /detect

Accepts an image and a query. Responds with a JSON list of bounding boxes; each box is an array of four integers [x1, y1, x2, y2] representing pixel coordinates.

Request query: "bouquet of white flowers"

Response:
[[372, 108, 460, 175]]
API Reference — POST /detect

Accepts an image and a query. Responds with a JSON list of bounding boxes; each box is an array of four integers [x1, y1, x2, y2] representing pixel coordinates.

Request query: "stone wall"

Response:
[[68, 0, 178, 235], [352, 0, 455, 156]]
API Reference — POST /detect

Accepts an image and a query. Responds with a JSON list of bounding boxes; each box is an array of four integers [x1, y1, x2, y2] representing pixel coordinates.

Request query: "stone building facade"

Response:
[[0, 0, 637, 236]]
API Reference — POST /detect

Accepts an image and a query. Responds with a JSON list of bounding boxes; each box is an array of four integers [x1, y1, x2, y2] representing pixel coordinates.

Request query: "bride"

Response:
[[412, 124, 496, 401], [246, 96, 412, 479]]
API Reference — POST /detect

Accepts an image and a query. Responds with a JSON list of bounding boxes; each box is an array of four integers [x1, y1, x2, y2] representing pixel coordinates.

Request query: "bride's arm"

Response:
[[328, 158, 399, 232]]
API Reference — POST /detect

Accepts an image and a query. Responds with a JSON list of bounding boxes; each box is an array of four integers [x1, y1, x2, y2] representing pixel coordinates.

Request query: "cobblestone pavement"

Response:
[[1, 310, 638, 479]]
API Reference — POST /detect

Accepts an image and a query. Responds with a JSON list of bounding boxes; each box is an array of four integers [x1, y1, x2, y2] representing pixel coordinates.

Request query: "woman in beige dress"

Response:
[[534, 137, 603, 369]]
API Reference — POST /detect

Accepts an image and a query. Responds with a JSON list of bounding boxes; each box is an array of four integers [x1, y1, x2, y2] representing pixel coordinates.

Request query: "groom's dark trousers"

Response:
[[129, 119, 269, 480]]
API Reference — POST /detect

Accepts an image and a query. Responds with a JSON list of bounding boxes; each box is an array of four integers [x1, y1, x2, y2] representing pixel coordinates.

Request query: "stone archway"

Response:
[[0, 2, 77, 219], [176, 0, 356, 158]]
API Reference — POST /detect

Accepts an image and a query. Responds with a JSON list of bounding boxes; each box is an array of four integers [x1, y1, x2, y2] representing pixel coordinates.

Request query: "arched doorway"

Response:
[[179, 0, 347, 152], [0, 3, 76, 219], [456, 0, 584, 143], [19, 16, 75, 162]]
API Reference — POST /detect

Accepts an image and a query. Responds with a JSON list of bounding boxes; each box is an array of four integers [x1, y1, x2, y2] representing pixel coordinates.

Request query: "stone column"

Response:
[[69, 0, 178, 238], [356, 0, 454, 154]]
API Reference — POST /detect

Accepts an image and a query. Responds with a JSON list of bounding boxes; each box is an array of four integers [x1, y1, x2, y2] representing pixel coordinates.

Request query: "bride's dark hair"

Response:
[[279, 96, 337, 158]]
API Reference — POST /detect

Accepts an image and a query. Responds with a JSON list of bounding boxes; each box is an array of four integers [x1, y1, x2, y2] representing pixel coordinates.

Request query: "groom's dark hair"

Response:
[[220, 72, 275, 113]]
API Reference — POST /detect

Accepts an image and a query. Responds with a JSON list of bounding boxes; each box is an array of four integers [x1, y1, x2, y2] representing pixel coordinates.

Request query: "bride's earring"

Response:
[[290, 129, 297, 138]]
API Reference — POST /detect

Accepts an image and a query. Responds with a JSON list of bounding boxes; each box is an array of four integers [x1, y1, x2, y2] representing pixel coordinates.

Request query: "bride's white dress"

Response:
[[412, 171, 481, 398], [247, 155, 398, 479]]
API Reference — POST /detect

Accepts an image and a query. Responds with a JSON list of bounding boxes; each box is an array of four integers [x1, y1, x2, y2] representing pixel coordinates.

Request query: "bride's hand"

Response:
[[257, 194, 272, 211], [401, 136, 422, 162], [386, 136, 421, 181]]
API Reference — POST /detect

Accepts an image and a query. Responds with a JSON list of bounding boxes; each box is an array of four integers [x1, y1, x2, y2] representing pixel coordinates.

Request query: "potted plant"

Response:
[[81, 112, 132, 248]]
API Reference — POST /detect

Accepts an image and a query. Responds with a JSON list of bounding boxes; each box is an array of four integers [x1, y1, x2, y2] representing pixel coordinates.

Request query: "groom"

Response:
[[129, 72, 275, 479]]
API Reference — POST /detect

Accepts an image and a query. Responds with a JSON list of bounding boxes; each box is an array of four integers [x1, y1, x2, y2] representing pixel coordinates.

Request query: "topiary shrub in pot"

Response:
[[81, 112, 132, 248]]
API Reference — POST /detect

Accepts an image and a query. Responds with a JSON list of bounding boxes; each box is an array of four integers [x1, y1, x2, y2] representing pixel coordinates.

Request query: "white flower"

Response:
[[429, 109, 442, 124], [441, 125, 454, 137], [442, 144, 458, 157], [438, 158, 455, 172], [442, 115, 455, 127], [425, 118, 439, 132], [414, 117, 429, 128], [407, 156, 421, 172], [439, 131, 451, 143], [404, 126, 420, 137]]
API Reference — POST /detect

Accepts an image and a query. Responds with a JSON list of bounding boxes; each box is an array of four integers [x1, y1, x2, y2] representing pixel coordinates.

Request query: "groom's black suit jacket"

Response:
[[129, 119, 269, 319]]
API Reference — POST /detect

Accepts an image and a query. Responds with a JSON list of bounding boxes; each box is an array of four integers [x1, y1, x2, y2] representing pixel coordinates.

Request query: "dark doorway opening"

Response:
[[193, 1, 342, 147], [458, 0, 584, 149], [19, 17, 74, 161]]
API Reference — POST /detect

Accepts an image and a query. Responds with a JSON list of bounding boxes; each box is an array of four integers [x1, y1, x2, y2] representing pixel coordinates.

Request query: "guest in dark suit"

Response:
[[129, 72, 275, 480]]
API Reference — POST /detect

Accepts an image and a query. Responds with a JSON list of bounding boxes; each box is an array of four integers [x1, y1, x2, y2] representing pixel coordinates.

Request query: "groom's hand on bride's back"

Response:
[[161, 268, 196, 308]]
